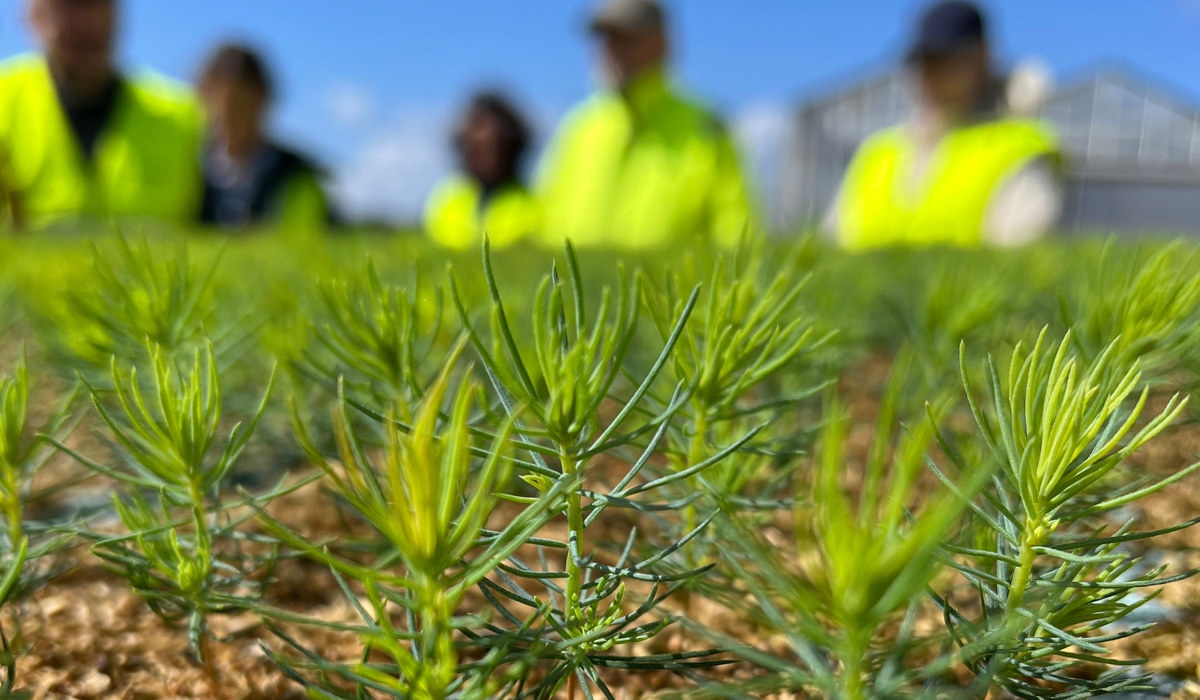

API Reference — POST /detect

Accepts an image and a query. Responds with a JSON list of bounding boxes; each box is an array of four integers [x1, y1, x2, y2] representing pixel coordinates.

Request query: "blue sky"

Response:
[[1, 1, 1198, 221]]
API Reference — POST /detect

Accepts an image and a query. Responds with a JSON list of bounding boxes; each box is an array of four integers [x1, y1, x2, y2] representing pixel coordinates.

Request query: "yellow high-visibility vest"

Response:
[[0, 54, 203, 227], [537, 68, 753, 250], [277, 170, 330, 240], [423, 176, 541, 250], [837, 119, 1059, 250]]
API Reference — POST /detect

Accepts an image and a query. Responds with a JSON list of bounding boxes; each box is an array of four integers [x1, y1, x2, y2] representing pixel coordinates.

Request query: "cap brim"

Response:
[[906, 47, 947, 64], [905, 39, 981, 64], [588, 11, 660, 34], [589, 16, 624, 34]]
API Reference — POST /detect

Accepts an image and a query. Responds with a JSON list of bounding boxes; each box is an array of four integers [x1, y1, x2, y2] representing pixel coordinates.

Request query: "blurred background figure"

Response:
[[0, 141, 17, 230], [198, 42, 330, 235], [0, 0, 202, 230], [828, 0, 1062, 250], [537, 0, 753, 250], [0, 1, 13, 232], [423, 91, 540, 250]]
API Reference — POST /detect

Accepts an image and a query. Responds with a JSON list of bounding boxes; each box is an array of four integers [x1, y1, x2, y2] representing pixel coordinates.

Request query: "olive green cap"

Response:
[[589, 0, 666, 34]]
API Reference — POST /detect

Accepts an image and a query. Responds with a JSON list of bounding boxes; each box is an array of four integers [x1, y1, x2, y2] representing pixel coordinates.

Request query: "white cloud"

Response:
[[331, 108, 453, 223], [733, 101, 791, 162], [731, 101, 792, 224], [322, 82, 377, 130]]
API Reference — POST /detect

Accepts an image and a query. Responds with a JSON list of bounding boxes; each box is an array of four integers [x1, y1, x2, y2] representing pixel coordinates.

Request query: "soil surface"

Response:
[[8, 356, 1200, 700]]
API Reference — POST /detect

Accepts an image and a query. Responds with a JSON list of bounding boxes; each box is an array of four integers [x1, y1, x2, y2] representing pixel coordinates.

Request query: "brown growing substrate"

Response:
[[9, 358, 1200, 700]]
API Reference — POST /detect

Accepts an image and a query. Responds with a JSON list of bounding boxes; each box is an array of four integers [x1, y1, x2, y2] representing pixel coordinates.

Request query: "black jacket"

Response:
[[200, 142, 330, 228]]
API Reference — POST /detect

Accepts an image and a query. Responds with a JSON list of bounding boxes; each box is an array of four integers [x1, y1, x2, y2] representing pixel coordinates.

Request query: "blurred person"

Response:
[[423, 91, 540, 250], [829, 0, 1062, 250], [198, 43, 330, 235], [537, 0, 754, 249], [0, 0, 203, 229], [0, 145, 17, 229]]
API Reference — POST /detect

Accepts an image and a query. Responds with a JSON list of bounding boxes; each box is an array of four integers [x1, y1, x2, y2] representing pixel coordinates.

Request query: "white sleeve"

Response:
[[983, 157, 1063, 247], [820, 187, 842, 242]]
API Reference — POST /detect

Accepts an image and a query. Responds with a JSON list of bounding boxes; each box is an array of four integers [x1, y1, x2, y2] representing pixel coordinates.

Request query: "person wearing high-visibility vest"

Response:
[[537, 0, 754, 250], [424, 92, 540, 250], [0, 0, 203, 230], [829, 1, 1063, 250], [197, 43, 332, 237], [0, 144, 18, 229]]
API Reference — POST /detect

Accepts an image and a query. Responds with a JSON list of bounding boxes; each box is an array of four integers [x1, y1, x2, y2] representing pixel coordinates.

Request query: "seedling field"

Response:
[[0, 232, 1198, 699]]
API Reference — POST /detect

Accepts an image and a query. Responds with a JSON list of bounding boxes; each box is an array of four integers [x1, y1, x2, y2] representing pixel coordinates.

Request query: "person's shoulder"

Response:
[[423, 175, 479, 232], [684, 98, 727, 136], [999, 117, 1058, 145], [0, 53, 43, 78], [270, 143, 328, 179], [975, 117, 1060, 160], [855, 125, 907, 155], [837, 126, 907, 179], [701, 109, 732, 141], [0, 53, 47, 90], [430, 174, 475, 195], [0, 55, 53, 127], [661, 87, 734, 139], [124, 68, 200, 120], [558, 92, 623, 132], [426, 174, 477, 206]]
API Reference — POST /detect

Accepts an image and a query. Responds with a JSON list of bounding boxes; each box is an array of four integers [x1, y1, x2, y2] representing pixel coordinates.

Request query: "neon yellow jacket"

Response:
[[836, 118, 1059, 250], [0, 54, 203, 227], [423, 176, 541, 250], [537, 68, 753, 250], [278, 171, 329, 237]]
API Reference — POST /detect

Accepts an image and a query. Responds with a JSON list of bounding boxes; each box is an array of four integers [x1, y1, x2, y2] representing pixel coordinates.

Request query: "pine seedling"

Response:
[[256, 344, 567, 700], [932, 330, 1200, 699], [0, 355, 77, 698], [645, 246, 830, 430], [681, 375, 991, 700], [41, 234, 232, 378], [0, 286, 13, 337], [52, 342, 276, 663], [889, 261, 1024, 403], [451, 241, 738, 697], [0, 356, 36, 552], [299, 261, 447, 408], [1063, 241, 1200, 377], [642, 243, 832, 567]]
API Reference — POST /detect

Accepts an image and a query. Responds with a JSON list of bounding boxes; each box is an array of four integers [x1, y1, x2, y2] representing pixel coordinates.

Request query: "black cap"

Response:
[[906, 1, 987, 63]]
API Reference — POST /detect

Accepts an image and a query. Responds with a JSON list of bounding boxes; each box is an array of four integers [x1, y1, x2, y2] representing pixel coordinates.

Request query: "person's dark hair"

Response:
[[455, 91, 532, 179], [199, 42, 274, 99]]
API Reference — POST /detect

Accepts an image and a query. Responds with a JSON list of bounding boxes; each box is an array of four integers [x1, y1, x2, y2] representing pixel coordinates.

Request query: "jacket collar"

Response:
[[618, 66, 672, 121]]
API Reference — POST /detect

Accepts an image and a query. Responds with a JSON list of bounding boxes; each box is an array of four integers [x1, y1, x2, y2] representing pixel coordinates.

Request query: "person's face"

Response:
[[202, 80, 267, 160], [598, 27, 666, 90], [460, 110, 506, 186], [28, 0, 117, 92], [915, 46, 990, 117]]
